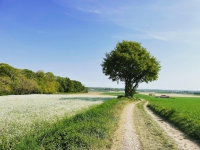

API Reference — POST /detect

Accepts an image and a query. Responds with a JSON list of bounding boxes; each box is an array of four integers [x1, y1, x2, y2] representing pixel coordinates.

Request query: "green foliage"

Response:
[[13, 99, 126, 149], [117, 95, 125, 98], [36, 71, 57, 94], [0, 76, 12, 95], [101, 40, 161, 97], [0, 63, 86, 95], [149, 93, 155, 96], [22, 69, 36, 79], [137, 94, 200, 141], [56, 77, 87, 93], [82, 87, 88, 93], [0, 63, 40, 95], [73, 80, 84, 92]]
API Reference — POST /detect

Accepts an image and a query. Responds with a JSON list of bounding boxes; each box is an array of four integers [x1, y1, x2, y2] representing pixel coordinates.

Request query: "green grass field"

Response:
[[135, 94, 200, 141]]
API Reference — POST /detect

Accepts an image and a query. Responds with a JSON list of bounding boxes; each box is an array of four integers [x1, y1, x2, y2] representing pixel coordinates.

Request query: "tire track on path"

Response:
[[144, 101, 200, 150]]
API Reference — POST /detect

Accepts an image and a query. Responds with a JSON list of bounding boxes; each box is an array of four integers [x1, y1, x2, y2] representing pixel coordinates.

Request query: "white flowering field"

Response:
[[0, 94, 114, 148]]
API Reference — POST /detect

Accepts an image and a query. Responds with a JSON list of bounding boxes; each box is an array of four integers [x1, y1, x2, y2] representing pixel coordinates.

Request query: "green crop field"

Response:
[[136, 94, 200, 141]]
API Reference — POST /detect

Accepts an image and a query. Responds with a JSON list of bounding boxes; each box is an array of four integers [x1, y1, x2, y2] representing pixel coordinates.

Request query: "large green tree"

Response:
[[101, 40, 161, 97]]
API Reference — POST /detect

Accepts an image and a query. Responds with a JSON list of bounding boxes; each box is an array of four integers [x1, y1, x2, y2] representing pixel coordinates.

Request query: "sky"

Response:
[[1, 0, 200, 91]]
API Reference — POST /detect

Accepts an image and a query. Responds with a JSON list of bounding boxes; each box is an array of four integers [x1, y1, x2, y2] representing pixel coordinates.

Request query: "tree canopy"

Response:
[[101, 40, 161, 97], [0, 63, 87, 95]]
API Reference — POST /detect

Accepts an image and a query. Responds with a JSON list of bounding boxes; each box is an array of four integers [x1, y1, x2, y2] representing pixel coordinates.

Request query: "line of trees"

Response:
[[0, 63, 88, 95]]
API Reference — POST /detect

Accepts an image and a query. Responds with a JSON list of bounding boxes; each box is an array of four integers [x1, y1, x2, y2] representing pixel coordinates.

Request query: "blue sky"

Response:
[[1, 0, 200, 90]]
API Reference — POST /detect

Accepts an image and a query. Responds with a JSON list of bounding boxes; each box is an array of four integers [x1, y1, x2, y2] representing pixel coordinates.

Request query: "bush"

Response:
[[117, 95, 125, 98]]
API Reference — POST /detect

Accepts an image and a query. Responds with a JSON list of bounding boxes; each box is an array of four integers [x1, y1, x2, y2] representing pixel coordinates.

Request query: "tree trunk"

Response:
[[125, 81, 132, 97], [125, 81, 136, 97], [129, 89, 135, 97], [125, 84, 129, 97]]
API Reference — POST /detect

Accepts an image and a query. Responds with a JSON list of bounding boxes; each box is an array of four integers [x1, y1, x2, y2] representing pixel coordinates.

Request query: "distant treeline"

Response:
[[0, 63, 88, 95]]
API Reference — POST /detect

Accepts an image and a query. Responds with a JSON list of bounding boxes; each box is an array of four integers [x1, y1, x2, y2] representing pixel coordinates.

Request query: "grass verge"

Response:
[[136, 94, 200, 142], [134, 101, 177, 150], [12, 98, 129, 150], [148, 103, 200, 142]]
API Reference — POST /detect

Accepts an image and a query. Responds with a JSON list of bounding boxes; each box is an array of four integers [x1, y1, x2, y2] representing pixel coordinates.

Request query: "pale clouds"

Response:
[[57, 0, 200, 42], [142, 29, 200, 43]]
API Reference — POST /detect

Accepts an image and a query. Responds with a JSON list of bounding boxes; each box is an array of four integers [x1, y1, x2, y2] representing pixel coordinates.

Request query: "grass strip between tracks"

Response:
[[134, 101, 177, 150]]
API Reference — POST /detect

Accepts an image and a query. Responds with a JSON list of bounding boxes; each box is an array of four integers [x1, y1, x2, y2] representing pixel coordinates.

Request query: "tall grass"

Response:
[[0, 94, 113, 149], [13, 98, 128, 149]]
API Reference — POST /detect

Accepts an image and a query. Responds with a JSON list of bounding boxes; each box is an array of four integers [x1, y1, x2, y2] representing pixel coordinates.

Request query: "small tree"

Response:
[[101, 40, 161, 97]]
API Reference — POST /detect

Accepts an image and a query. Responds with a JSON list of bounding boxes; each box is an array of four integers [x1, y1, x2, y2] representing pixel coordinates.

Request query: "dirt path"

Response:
[[134, 101, 177, 150], [144, 102, 200, 150], [112, 102, 141, 150]]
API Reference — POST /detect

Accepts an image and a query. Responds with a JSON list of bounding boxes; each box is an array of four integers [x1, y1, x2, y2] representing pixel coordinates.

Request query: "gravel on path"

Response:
[[112, 102, 141, 150]]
